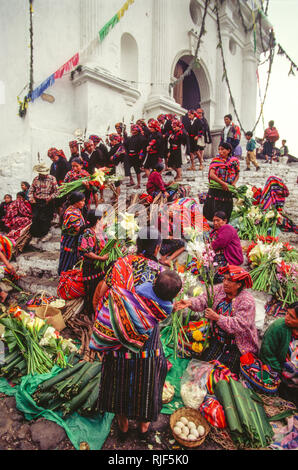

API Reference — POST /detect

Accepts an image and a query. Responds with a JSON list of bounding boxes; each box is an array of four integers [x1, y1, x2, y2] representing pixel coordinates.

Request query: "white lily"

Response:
[[93, 169, 106, 186], [264, 210, 276, 220], [120, 212, 139, 240], [245, 186, 254, 198]]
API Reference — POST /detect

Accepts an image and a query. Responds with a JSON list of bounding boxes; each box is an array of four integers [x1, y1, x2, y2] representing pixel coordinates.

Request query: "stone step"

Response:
[[18, 275, 59, 297], [17, 251, 59, 278]]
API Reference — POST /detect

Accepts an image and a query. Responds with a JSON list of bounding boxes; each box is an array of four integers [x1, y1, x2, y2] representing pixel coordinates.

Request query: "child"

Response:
[[136, 269, 182, 316], [245, 131, 260, 171], [21, 182, 30, 200], [146, 163, 170, 199], [0, 194, 12, 230]]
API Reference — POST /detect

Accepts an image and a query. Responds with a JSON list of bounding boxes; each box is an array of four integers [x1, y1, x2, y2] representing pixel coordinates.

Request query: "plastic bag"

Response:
[[180, 360, 210, 409]]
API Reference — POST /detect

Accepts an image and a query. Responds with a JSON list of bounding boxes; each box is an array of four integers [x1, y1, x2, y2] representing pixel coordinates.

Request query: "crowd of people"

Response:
[[0, 108, 297, 440]]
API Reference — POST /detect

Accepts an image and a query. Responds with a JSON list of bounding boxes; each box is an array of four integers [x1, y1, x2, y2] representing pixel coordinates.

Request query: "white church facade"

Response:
[[0, 0, 272, 195]]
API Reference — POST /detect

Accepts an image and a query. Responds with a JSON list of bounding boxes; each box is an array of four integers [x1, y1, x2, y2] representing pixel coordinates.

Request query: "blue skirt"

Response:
[[58, 234, 79, 275]]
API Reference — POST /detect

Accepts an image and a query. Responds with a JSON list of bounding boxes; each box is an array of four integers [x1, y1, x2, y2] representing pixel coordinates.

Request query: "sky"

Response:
[[255, 0, 298, 156]]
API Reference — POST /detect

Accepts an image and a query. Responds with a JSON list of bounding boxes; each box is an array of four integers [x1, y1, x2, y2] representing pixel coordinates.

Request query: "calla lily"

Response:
[[120, 212, 139, 240], [264, 210, 276, 220]]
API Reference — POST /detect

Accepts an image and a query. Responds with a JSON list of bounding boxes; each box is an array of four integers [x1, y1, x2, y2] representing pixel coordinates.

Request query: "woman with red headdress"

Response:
[[174, 265, 258, 374], [167, 119, 189, 181], [143, 119, 164, 178]]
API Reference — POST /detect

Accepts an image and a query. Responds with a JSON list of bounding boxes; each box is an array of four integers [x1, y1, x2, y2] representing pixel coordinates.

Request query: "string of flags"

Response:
[[18, 0, 136, 115]]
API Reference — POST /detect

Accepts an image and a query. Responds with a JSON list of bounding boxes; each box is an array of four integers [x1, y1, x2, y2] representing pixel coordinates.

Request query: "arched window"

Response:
[[120, 33, 138, 86]]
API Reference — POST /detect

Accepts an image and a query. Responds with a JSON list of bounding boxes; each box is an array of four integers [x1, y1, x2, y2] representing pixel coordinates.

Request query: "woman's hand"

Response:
[[98, 254, 109, 262], [221, 181, 229, 191], [174, 299, 192, 311], [205, 308, 220, 321], [83, 181, 90, 188]]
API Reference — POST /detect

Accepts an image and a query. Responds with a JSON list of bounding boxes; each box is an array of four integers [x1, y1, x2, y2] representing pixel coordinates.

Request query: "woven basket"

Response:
[[170, 407, 210, 448]]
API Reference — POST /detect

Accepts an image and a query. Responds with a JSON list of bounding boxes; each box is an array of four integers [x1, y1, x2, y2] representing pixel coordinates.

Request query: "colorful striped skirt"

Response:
[[98, 325, 167, 421], [58, 234, 79, 275]]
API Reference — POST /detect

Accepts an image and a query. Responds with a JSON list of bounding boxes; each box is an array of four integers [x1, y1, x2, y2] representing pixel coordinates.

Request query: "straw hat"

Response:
[[33, 163, 50, 175]]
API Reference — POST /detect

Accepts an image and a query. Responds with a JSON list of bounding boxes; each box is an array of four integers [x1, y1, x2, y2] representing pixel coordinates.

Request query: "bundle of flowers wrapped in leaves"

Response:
[[94, 212, 139, 270], [247, 237, 298, 306], [57, 167, 120, 198], [0, 306, 77, 377]]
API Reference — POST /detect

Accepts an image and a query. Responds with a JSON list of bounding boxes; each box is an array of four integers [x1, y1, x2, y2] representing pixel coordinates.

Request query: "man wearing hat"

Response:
[[28, 163, 58, 239]]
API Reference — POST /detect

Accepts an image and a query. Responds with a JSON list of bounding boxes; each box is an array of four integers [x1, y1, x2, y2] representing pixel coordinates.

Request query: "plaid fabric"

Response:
[[28, 175, 58, 202], [64, 169, 90, 183], [3, 199, 32, 242]]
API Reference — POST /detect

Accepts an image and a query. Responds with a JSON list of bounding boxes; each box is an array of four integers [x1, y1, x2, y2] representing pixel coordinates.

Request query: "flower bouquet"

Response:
[[94, 212, 139, 270], [57, 167, 120, 198], [0, 307, 77, 376]]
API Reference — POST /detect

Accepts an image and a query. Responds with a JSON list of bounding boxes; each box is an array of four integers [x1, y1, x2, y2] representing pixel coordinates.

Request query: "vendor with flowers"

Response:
[[174, 265, 258, 374], [203, 142, 240, 222]]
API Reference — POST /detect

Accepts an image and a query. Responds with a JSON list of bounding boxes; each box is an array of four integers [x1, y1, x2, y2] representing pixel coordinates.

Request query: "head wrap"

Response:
[[136, 119, 146, 126], [69, 140, 78, 147], [157, 114, 166, 122], [48, 147, 59, 157], [57, 149, 67, 159], [196, 108, 204, 114], [131, 124, 142, 134], [148, 119, 161, 133], [172, 119, 183, 129], [218, 265, 253, 289], [89, 135, 101, 144], [109, 133, 122, 143]]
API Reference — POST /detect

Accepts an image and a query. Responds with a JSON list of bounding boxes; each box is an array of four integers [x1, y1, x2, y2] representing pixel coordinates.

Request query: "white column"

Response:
[[79, 0, 101, 61], [144, 0, 185, 117], [148, 0, 169, 98], [241, 43, 258, 132]]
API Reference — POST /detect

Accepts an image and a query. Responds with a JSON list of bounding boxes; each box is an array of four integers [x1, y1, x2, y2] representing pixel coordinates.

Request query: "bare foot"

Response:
[[117, 415, 129, 433]]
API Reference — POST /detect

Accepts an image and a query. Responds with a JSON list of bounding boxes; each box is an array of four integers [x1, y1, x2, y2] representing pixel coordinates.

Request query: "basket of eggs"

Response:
[[170, 407, 210, 448]]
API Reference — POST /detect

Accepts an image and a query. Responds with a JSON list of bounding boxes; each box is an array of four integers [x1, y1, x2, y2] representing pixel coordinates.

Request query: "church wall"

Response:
[[0, 0, 266, 196]]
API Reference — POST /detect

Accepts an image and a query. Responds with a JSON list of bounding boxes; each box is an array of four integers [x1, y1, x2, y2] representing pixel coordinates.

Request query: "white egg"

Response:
[[197, 425, 205, 437], [174, 426, 182, 435], [180, 433, 188, 440], [183, 427, 190, 436], [188, 434, 197, 441], [190, 428, 199, 438], [180, 417, 188, 425], [175, 421, 184, 429], [188, 421, 196, 429]]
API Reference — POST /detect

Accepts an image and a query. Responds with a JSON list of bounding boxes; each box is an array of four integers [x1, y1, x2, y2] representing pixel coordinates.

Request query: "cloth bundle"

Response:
[[57, 269, 85, 300], [90, 285, 168, 353], [240, 353, 281, 394]]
